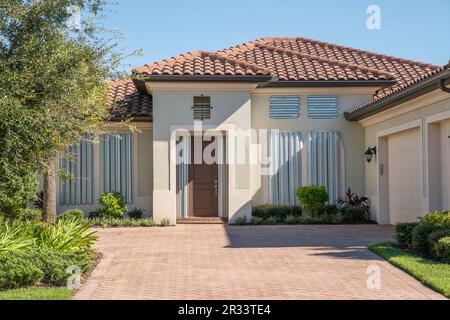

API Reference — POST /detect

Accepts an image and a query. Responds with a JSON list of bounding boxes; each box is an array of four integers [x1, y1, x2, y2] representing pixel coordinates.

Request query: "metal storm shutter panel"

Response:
[[176, 136, 190, 218], [270, 96, 300, 119], [268, 131, 302, 205], [101, 134, 133, 203], [308, 96, 339, 119], [307, 131, 344, 204], [60, 140, 94, 205]]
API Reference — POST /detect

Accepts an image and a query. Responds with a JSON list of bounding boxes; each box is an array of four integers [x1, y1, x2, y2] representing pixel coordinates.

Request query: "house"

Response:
[[57, 37, 450, 225]]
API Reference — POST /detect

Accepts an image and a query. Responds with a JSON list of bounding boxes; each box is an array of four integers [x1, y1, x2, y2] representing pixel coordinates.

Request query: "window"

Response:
[[59, 140, 94, 205], [193, 96, 211, 120], [269, 96, 300, 119], [307, 96, 339, 119], [101, 134, 133, 203], [268, 131, 302, 205]]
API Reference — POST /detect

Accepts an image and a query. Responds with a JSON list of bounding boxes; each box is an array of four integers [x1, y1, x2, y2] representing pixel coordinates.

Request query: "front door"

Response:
[[189, 137, 219, 217]]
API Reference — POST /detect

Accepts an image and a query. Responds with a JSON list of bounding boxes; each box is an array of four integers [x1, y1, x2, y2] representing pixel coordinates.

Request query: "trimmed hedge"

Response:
[[340, 205, 369, 224], [396, 222, 419, 249], [0, 249, 94, 290], [434, 236, 450, 263], [252, 205, 302, 221]]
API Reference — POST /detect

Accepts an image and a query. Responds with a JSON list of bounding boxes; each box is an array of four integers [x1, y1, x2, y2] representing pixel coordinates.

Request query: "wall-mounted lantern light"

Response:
[[364, 147, 377, 163]]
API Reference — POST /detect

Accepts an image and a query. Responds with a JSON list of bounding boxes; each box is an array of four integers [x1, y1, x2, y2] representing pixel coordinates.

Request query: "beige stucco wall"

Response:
[[151, 86, 255, 224], [250, 89, 374, 206], [57, 127, 153, 217], [362, 90, 450, 223]]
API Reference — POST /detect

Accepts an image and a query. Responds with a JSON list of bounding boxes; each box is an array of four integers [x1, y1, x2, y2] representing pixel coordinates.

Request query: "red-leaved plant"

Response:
[[338, 188, 369, 212]]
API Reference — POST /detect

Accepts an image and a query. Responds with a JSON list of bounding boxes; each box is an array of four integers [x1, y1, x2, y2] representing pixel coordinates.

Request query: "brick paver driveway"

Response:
[[75, 225, 445, 300]]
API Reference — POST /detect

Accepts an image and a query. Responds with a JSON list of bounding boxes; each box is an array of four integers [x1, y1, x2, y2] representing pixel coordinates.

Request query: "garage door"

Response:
[[388, 128, 422, 223], [441, 120, 450, 210]]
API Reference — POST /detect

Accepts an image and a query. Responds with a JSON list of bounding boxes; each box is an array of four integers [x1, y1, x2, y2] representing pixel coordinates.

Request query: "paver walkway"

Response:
[[75, 225, 445, 300]]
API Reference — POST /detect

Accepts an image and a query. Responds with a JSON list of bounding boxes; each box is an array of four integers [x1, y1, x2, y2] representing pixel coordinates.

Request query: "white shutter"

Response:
[[307, 131, 345, 204], [268, 131, 302, 205], [308, 96, 339, 119], [60, 140, 94, 205], [270, 96, 300, 119]]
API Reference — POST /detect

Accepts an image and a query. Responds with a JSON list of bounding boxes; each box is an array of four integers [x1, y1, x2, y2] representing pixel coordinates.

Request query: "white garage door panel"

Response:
[[388, 128, 422, 223], [441, 120, 450, 210]]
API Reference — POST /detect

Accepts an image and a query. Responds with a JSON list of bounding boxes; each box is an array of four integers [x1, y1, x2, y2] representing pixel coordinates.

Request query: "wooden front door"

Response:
[[189, 137, 219, 217]]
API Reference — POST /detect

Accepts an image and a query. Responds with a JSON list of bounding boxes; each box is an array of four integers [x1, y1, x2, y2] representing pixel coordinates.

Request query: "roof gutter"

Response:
[[344, 69, 450, 121], [136, 74, 274, 83]]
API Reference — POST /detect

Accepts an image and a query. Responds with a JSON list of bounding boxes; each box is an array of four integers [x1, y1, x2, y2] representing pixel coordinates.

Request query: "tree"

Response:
[[0, 0, 125, 222]]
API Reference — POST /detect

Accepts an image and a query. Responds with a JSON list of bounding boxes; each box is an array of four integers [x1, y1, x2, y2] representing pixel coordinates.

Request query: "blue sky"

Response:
[[103, 0, 450, 72]]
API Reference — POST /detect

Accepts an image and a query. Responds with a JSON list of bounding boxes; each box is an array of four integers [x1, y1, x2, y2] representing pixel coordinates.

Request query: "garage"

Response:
[[388, 127, 422, 223]]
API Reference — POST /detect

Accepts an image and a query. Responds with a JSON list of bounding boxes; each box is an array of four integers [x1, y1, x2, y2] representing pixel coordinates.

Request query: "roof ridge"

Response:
[[255, 43, 396, 79], [133, 49, 272, 76], [261, 36, 440, 69]]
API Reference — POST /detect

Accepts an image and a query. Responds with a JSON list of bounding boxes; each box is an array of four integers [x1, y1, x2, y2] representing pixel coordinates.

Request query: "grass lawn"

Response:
[[0, 287, 75, 300], [369, 241, 450, 298]]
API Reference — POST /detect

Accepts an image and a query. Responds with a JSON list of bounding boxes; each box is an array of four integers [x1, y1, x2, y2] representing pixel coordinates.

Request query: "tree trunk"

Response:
[[43, 159, 57, 224]]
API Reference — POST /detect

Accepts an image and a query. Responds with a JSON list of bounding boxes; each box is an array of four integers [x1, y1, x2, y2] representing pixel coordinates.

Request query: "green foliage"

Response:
[[0, 287, 75, 300], [88, 217, 156, 228], [0, 224, 35, 253], [92, 192, 128, 218], [57, 209, 84, 222], [319, 205, 339, 216], [297, 186, 329, 217], [160, 218, 171, 227], [0, 252, 44, 290], [127, 207, 145, 220], [233, 217, 248, 226], [340, 205, 369, 224], [0, 0, 131, 217], [428, 230, 450, 259], [0, 249, 94, 290], [369, 241, 450, 298], [284, 215, 301, 225], [395, 222, 419, 249], [250, 216, 265, 225], [33, 218, 96, 254], [252, 205, 302, 220], [411, 223, 437, 256], [17, 208, 42, 222], [421, 211, 450, 229], [434, 236, 450, 263]]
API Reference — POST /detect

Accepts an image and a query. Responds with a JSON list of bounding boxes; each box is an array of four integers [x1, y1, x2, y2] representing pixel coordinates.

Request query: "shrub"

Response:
[[421, 211, 450, 229], [434, 236, 450, 263], [252, 205, 301, 221], [233, 217, 248, 225], [127, 207, 145, 220], [284, 215, 300, 225], [0, 224, 35, 254], [297, 186, 329, 217], [411, 223, 437, 256], [160, 218, 171, 227], [319, 205, 339, 216], [91, 192, 128, 218], [340, 205, 369, 224], [17, 208, 42, 222], [265, 216, 280, 225], [0, 249, 94, 290], [428, 229, 450, 259], [0, 252, 44, 290], [88, 217, 156, 228], [33, 219, 96, 254], [250, 216, 265, 225], [57, 209, 84, 222], [338, 188, 369, 211], [395, 222, 419, 249]]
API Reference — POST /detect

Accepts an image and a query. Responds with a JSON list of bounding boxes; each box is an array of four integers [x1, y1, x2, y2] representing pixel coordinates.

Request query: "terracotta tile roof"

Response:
[[347, 63, 449, 116], [221, 42, 395, 81], [108, 78, 152, 120], [112, 37, 444, 121], [133, 50, 271, 76]]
